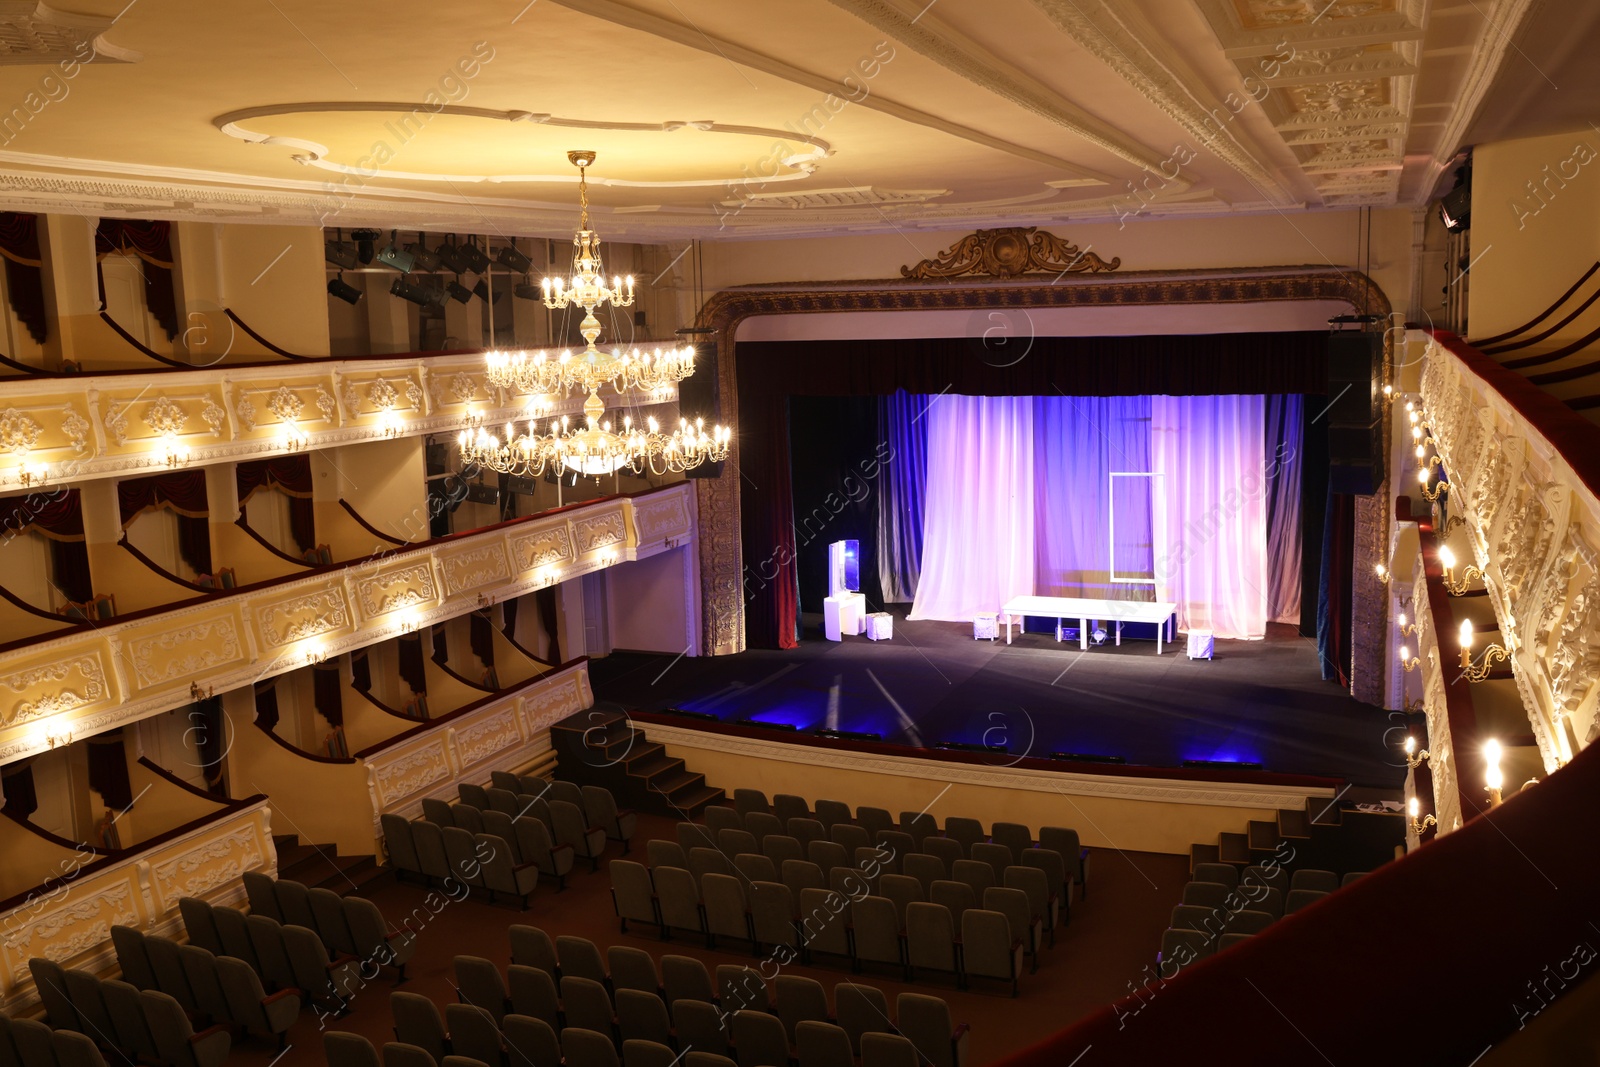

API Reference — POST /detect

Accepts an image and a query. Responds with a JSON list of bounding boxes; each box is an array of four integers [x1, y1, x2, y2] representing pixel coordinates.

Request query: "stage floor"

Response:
[[589, 610, 1410, 788]]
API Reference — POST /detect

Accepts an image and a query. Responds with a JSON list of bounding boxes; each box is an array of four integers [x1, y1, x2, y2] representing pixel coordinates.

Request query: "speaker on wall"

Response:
[[678, 332, 723, 480], [1325, 330, 1382, 496]]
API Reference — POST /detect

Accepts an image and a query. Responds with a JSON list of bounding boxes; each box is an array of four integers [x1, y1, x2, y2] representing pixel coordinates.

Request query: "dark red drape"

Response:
[[120, 471, 210, 574], [470, 611, 495, 665], [49, 540, 93, 603], [86, 731, 133, 810], [398, 634, 427, 694], [1319, 489, 1355, 687], [237, 456, 315, 552], [0, 487, 84, 540], [501, 596, 518, 641], [535, 586, 561, 663], [312, 663, 343, 727], [191, 697, 226, 793], [254, 681, 279, 730], [95, 218, 177, 341], [736, 333, 1332, 650], [0, 212, 46, 345], [430, 625, 448, 664], [1, 758, 37, 816], [350, 651, 371, 693]]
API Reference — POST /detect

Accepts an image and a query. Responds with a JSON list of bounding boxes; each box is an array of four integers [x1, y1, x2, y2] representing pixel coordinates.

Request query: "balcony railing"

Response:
[[0, 483, 696, 765]]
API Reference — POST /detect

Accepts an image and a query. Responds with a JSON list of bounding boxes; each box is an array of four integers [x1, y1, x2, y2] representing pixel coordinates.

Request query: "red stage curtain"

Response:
[[86, 730, 133, 810], [312, 663, 343, 727], [736, 333, 1331, 650], [0, 758, 37, 816], [0, 212, 46, 345], [237, 456, 315, 552], [95, 218, 177, 340]]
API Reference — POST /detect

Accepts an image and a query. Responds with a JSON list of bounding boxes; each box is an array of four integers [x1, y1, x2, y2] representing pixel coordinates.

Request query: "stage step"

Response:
[[550, 706, 727, 818], [1217, 832, 1252, 866], [1277, 808, 1311, 839], [1247, 820, 1280, 852], [272, 834, 384, 893], [1307, 794, 1344, 826]]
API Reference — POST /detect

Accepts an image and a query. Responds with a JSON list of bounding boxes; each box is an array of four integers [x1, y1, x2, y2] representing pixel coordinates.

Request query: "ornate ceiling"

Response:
[[0, 0, 1558, 238]]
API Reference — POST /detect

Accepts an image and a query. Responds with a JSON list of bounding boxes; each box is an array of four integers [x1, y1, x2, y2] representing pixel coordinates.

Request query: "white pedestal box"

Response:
[[824, 592, 868, 641], [865, 612, 893, 641], [1187, 630, 1215, 660]]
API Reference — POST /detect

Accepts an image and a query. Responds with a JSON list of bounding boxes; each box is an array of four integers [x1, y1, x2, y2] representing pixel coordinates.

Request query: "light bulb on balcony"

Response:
[[1439, 546, 1456, 571], [1418, 468, 1429, 486], [1484, 738, 1501, 764], [1375, 563, 1388, 580], [1399, 645, 1411, 663], [1397, 612, 1407, 629], [1408, 795, 1419, 818], [1459, 619, 1474, 649], [1486, 762, 1503, 790], [1416, 444, 1426, 460]]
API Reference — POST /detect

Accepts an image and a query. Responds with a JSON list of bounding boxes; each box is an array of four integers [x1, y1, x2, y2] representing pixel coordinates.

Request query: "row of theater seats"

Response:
[[24, 954, 248, 1067], [1157, 863, 1368, 976], [475, 776, 638, 858], [234, 874, 417, 980], [111, 914, 350, 1017], [702, 793, 1089, 900], [487, 926, 967, 1065]]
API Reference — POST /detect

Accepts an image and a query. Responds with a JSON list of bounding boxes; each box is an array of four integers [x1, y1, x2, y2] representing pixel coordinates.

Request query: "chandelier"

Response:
[[457, 390, 731, 478]]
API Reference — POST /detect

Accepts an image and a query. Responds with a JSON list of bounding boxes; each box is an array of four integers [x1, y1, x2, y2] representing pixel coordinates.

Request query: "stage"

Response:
[[589, 609, 1408, 789]]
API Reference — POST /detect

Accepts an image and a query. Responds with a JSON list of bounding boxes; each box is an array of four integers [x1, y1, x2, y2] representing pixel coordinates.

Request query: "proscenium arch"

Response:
[[689, 266, 1393, 694]]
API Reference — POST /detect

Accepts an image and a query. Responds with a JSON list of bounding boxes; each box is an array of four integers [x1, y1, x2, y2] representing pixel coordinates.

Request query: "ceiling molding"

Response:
[[215, 104, 830, 189], [1028, 0, 1301, 204], [0, 2, 140, 65], [539, 0, 1113, 183]]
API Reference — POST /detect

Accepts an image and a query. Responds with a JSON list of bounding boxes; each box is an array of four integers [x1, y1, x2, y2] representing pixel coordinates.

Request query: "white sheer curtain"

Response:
[[1151, 395, 1269, 639], [908, 395, 1034, 621]]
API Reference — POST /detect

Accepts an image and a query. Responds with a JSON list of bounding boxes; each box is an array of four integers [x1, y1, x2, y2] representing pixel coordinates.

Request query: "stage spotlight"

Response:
[[1181, 758, 1264, 771], [1049, 751, 1126, 765], [472, 278, 504, 304], [433, 238, 471, 274], [391, 275, 447, 308], [513, 281, 544, 300], [737, 718, 798, 732], [495, 243, 532, 273], [405, 240, 441, 271], [459, 239, 491, 275], [934, 740, 1007, 753], [374, 231, 415, 272], [351, 228, 381, 265], [446, 280, 474, 304], [813, 728, 883, 743], [324, 232, 358, 270], [327, 275, 362, 305], [664, 707, 719, 722], [1090, 627, 1108, 646]]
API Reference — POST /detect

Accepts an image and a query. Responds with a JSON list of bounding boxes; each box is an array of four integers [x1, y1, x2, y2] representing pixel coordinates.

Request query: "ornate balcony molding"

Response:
[[0, 349, 671, 489], [0, 798, 274, 1014], [0, 484, 695, 766], [1418, 332, 1600, 771]]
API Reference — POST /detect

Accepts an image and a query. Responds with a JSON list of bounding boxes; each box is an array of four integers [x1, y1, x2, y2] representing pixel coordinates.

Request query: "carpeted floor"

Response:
[[591, 612, 1407, 788], [241, 813, 1189, 1067]]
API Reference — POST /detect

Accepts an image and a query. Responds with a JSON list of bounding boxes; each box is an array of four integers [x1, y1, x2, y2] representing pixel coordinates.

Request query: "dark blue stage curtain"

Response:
[[877, 392, 928, 603], [1317, 484, 1355, 686], [787, 396, 884, 621]]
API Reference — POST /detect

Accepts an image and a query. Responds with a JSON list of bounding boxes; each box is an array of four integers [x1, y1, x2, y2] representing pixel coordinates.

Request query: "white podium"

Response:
[[1187, 630, 1215, 660], [865, 612, 893, 641], [824, 592, 867, 641]]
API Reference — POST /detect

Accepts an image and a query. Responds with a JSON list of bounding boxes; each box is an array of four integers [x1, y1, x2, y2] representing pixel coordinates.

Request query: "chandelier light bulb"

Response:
[[1439, 546, 1455, 571], [1459, 619, 1473, 648]]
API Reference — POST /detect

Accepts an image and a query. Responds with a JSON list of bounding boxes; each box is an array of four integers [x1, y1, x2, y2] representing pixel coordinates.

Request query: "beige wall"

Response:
[[218, 224, 332, 358], [1469, 126, 1600, 342], [701, 209, 1413, 318], [315, 437, 427, 542]]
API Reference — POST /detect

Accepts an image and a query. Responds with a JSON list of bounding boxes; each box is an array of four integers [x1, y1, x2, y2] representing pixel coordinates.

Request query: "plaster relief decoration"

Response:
[[635, 494, 690, 544], [255, 588, 351, 648], [0, 653, 108, 727], [511, 525, 571, 570], [60, 406, 89, 453], [455, 708, 522, 769], [522, 672, 589, 734], [901, 227, 1120, 280], [0, 407, 40, 454], [141, 396, 188, 437], [102, 400, 128, 446], [439, 543, 510, 595], [267, 386, 304, 422], [149, 828, 264, 907], [2, 881, 138, 966], [574, 511, 627, 554], [126, 614, 243, 689], [373, 742, 452, 808], [355, 562, 439, 619], [0, 3, 142, 66]]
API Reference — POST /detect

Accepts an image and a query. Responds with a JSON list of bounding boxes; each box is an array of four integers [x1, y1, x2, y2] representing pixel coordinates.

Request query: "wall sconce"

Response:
[[463, 407, 485, 432], [1404, 734, 1430, 768], [1418, 468, 1449, 502], [43, 726, 73, 749], [1415, 447, 1443, 472], [1398, 645, 1421, 672], [1407, 796, 1437, 836], [379, 411, 404, 438], [160, 431, 191, 468], [398, 609, 422, 634], [1484, 739, 1503, 807], [189, 682, 214, 702], [1383, 384, 1397, 404], [16, 460, 49, 487], [1404, 696, 1425, 714], [280, 422, 310, 451], [1458, 619, 1512, 682], [477, 592, 493, 609], [1439, 515, 1466, 537], [1438, 546, 1483, 596], [1396, 611, 1419, 637], [1375, 563, 1390, 584]]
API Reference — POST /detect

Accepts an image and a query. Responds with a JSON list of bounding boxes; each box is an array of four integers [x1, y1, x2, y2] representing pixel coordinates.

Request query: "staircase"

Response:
[[272, 834, 387, 893], [550, 708, 725, 818], [1189, 792, 1404, 877]]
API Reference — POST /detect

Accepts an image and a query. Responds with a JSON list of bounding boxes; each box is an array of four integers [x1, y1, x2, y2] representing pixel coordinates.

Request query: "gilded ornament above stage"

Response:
[[900, 228, 1120, 280]]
